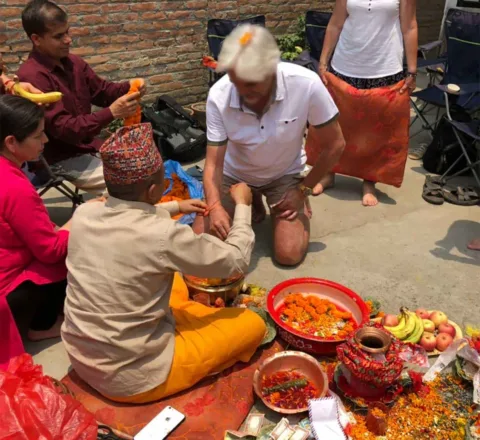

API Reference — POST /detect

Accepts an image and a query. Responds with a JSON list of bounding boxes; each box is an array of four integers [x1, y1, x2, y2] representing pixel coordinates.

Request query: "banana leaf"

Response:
[[247, 305, 277, 346]]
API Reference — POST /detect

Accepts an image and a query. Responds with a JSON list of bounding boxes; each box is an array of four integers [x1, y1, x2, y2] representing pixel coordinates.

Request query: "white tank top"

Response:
[[331, 0, 404, 79]]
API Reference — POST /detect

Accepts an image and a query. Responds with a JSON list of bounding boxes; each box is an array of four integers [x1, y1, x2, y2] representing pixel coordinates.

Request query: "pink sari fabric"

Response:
[[0, 156, 69, 369]]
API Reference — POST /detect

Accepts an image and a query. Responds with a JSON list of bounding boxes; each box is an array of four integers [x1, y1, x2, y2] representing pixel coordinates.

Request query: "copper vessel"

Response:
[[253, 351, 328, 415], [183, 274, 245, 305], [354, 327, 392, 354]]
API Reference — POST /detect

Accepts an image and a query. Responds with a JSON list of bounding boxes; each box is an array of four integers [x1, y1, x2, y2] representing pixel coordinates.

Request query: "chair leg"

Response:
[[410, 99, 437, 139]]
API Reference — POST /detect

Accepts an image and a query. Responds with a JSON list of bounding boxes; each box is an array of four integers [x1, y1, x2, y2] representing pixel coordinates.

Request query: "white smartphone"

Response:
[[134, 406, 185, 440]]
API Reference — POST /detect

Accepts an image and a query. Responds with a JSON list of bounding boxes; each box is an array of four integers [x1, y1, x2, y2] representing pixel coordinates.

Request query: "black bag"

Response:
[[143, 95, 206, 163], [422, 110, 475, 175], [289, 50, 318, 74]]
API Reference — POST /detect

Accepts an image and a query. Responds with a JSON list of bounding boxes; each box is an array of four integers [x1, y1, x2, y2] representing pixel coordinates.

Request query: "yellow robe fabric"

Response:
[[105, 273, 266, 403]]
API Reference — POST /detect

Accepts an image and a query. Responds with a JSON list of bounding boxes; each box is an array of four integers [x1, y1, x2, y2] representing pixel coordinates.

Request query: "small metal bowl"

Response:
[[183, 275, 245, 305], [354, 327, 392, 354], [253, 351, 328, 414]]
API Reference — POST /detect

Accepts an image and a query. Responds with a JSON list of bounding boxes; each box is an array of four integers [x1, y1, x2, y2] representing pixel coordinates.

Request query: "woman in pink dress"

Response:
[[0, 95, 71, 369]]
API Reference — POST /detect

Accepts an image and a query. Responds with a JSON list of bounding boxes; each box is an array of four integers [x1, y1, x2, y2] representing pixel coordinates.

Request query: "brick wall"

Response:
[[1, 0, 443, 105]]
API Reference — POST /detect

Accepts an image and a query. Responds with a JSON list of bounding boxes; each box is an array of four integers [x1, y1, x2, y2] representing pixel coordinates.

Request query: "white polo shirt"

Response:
[[206, 62, 339, 187]]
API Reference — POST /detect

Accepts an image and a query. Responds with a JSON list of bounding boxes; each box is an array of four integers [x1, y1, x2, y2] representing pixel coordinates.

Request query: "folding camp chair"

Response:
[[433, 83, 480, 189], [25, 156, 84, 211], [206, 15, 266, 87], [410, 8, 480, 140], [305, 10, 332, 71], [417, 0, 480, 86]]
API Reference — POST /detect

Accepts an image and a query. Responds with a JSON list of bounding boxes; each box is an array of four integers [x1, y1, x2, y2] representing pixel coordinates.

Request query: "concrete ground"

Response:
[[25, 78, 480, 385]]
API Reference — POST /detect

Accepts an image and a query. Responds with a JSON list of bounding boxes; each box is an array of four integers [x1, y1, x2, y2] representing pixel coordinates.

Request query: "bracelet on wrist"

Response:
[[406, 72, 417, 78]]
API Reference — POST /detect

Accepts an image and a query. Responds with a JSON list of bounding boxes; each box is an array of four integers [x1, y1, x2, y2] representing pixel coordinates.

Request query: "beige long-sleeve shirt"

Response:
[[61, 197, 254, 397]]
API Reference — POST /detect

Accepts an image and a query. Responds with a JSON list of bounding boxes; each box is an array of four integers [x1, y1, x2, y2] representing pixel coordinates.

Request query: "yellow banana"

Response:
[[403, 313, 424, 344], [12, 79, 62, 104], [385, 307, 415, 340]]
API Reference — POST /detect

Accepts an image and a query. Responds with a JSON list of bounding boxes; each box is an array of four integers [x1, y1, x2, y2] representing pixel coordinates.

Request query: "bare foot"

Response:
[[27, 315, 64, 342], [313, 173, 335, 195], [362, 181, 378, 207], [252, 191, 266, 223], [467, 238, 480, 251]]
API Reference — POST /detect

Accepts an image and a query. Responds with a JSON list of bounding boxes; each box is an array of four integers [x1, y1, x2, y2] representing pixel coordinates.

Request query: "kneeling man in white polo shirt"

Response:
[[193, 25, 345, 266]]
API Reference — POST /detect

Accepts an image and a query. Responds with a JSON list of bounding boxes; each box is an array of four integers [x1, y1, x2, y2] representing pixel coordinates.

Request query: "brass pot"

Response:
[[183, 275, 245, 305], [354, 327, 392, 354]]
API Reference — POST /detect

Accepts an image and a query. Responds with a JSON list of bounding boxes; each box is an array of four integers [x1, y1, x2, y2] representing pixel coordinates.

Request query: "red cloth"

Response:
[[17, 50, 130, 164], [0, 156, 69, 369], [306, 72, 410, 187], [61, 341, 285, 438]]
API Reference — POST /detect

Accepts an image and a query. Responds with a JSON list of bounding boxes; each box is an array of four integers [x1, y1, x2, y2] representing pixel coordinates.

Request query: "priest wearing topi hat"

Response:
[[61, 123, 266, 403]]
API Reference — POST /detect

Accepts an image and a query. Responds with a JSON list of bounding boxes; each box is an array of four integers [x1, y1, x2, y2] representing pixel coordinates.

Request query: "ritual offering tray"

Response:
[[183, 274, 245, 307], [267, 278, 369, 355], [253, 350, 328, 414]]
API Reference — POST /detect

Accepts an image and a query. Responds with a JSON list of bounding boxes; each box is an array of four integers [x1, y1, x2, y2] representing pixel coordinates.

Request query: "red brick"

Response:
[[70, 27, 90, 36], [109, 12, 139, 23], [67, 4, 101, 14], [101, 4, 129, 13], [70, 46, 97, 56], [10, 42, 31, 52], [97, 44, 125, 54], [180, 20, 202, 27], [167, 11, 191, 19], [130, 2, 157, 11], [149, 73, 174, 84], [94, 63, 120, 73], [110, 34, 141, 44], [123, 22, 154, 33], [77, 35, 110, 45], [141, 11, 167, 20], [6, 19, 22, 30], [1, 7, 23, 18], [185, 0, 207, 8], [84, 55, 110, 64], [91, 24, 123, 34], [82, 14, 108, 25]]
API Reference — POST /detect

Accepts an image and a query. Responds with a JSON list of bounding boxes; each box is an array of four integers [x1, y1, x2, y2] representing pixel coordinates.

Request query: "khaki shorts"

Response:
[[52, 154, 106, 193], [221, 173, 304, 214]]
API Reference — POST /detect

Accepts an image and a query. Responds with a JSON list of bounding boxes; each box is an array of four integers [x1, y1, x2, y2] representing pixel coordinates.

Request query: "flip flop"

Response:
[[422, 179, 444, 205], [442, 186, 480, 206]]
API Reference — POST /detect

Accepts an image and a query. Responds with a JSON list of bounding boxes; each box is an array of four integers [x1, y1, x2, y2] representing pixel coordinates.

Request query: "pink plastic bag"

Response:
[[0, 354, 97, 440]]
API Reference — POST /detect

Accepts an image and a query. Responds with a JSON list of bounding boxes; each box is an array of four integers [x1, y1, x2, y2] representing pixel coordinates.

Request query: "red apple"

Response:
[[416, 308, 431, 320], [420, 332, 437, 352], [438, 323, 456, 338], [436, 333, 454, 352], [382, 314, 399, 327], [422, 319, 435, 333], [430, 311, 448, 328]]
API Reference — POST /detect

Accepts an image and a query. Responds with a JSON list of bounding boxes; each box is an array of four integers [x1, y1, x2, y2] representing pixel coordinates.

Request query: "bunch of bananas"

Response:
[[384, 307, 424, 344]]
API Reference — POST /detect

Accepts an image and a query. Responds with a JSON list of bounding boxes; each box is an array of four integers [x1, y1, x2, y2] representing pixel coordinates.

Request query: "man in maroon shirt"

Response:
[[18, 0, 145, 192]]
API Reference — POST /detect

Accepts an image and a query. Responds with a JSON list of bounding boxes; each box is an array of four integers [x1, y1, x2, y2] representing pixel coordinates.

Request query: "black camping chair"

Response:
[[206, 15, 266, 87], [410, 8, 480, 140], [434, 83, 480, 189], [24, 156, 84, 211], [305, 10, 332, 72]]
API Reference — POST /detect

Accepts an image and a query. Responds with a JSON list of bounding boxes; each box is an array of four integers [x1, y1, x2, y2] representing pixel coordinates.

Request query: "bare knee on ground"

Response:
[[273, 213, 310, 266]]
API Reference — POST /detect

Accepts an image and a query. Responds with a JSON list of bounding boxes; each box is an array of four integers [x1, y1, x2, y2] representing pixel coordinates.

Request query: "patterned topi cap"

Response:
[[100, 123, 162, 185]]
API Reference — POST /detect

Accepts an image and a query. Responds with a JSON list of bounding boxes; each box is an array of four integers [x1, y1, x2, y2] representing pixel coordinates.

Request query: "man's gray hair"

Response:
[[216, 24, 281, 82]]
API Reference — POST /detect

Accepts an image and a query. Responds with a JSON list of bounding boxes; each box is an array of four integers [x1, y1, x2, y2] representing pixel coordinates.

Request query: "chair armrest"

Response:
[[418, 40, 442, 54], [436, 83, 480, 95]]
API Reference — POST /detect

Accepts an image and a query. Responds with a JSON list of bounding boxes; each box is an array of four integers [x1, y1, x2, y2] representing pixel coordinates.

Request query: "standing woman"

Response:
[[316, 0, 418, 206]]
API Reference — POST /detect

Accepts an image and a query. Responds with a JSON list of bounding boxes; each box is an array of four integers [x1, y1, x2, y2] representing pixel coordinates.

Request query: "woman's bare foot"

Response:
[[467, 238, 480, 251], [362, 181, 378, 207], [27, 315, 64, 342], [313, 173, 335, 195], [252, 191, 266, 223]]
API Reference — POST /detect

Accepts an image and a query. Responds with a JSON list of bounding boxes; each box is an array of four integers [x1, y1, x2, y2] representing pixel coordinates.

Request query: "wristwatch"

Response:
[[298, 184, 313, 197]]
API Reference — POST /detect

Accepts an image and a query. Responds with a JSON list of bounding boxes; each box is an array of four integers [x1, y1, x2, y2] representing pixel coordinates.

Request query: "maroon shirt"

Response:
[[18, 51, 130, 164]]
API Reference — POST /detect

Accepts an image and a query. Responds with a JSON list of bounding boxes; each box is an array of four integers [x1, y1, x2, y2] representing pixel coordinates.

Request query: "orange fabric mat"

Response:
[[305, 72, 410, 187], [61, 341, 284, 438]]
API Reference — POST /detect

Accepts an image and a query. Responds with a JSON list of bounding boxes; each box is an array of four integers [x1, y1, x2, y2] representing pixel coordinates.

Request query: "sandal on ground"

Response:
[[422, 181, 444, 205], [442, 186, 480, 206], [425, 175, 445, 186], [409, 143, 428, 160]]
